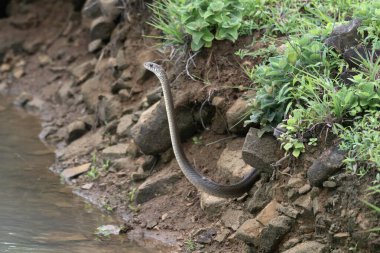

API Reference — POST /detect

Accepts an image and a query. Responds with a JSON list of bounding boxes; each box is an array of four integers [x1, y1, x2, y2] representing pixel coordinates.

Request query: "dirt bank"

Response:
[[0, 1, 379, 252]]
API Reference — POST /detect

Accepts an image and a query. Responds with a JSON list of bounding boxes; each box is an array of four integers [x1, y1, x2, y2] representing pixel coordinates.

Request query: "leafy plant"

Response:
[[184, 239, 196, 252]]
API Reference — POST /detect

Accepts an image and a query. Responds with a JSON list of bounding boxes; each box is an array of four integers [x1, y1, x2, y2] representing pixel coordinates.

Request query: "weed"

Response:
[[192, 136, 203, 145], [184, 239, 196, 252]]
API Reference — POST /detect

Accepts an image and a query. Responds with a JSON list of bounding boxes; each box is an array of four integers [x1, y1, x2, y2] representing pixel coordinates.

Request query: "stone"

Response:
[[90, 16, 115, 40], [212, 96, 225, 108], [256, 200, 280, 225], [221, 209, 247, 231], [13, 66, 24, 79], [146, 86, 162, 106], [13, 92, 32, 107], [322, 180, 337, 188], [217, 139, 254, 181], [211, 109, 228, 134], [99, 0, 122, 20], [131, 100, 197, 155], [25, 97, 45, 112], [111, 79, 133, 94], [38, 54, 51, 66], [66, 120, 87, 143], [95, 224, 122, 236], [112, 157, 138, 172], [287, 176, 304, 188], [225, 98, 250, 133], [88, 39, 103, 53], [81, 182, 94, 190], [135, 169, 182, 204], [325, 19, 361, 53], [343, 45, 380, 68], [258, 215, 294, 253], [200, 192, 228, 214], [82, 0, 102, 18], [57, 80, 75, 103], [96, 95, 122, 124], [193, 228, 217, 244], [102, 143, 129, 158], [294, 193, 312, 212], [0, 83, 9, 94], [22, 37, 43, 54], [61, 163, 91, 180], [246, 183, 272, 214], [298, 184, 311, 195], [115, 48, 128, 70], [282, 241, 327, 253], [214, 228, 230, 242], [277, 205, 299, 219], [235, 219, 263, 244], [242, 127, 280, 173], [116, 114, 133, 137], [307, 145, 346, 186]]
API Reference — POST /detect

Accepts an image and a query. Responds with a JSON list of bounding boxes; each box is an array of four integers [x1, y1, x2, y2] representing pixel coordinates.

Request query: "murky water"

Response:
[[0, 100, 151, 253]]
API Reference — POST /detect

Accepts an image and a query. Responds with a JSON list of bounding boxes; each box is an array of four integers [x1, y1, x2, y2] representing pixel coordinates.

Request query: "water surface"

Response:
[[0, 99, 150, 253]]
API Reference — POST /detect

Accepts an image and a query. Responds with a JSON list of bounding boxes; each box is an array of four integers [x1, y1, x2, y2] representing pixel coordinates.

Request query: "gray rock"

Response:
[[131, 100, 197, 155], [0, 82, 9, 94], [88, 39, 103, 53], [96, 95, 122, 124], [211, 109, 228, 134], [95, 224, 123, 236], [13, 92, 33, 107], [101, 143, 129, 158], [61, 163, 91, 180], [81, 76, 102, 111], [217, 139, 254, 181], [90, 16, 115, 40], [282, 241, 327, 253], [146, 86, 162, 106], [325, 19, 361, 53], [214, 228, 230, 243], [116, 114, 133, 137], [193, 228, 217, 244], [25, 97, 45, 112], [57, 80, 75, 103], [307, 145, 346, 186], [82, 0, 102, 18], [226, 98, 250, 133], [112, 157, 138, 172], [200, 192, 228, 215], [258, 215, 294, 253], [111, 79, 133, 94], [277, 205, 299, 219], [246, 183, 272, 213], [294, 193, 312, 212], [66, 120, 87, 143], [115, 48, 128, 70], [135, 169, 182, 204], [322, 180, 337, 188], [141, 155, 157, 171], [99, 0, 122, 20], [298, 184, 311, 195], [70, 59, 96, 79], [235, 218, 263, 244], [39, 126, 58, 140], [343, 45, 380, 68], [22, 37, 43, 54], [242, 127, 280, 173], [221, 209, 247, 231]]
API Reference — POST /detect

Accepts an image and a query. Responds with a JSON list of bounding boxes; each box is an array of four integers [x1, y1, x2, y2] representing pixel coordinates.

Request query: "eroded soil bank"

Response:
[[0, 0, 379, 252]]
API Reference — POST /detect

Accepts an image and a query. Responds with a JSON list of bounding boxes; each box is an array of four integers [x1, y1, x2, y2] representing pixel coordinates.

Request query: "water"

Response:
[[0, 99, 151, 253]]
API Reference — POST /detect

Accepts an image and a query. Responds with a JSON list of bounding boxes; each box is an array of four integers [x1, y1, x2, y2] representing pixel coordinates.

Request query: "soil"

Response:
[[0, 1, 379, 253]]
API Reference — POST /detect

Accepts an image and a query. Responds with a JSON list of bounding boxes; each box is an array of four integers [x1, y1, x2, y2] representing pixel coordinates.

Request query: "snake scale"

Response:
[[144, 62, 261, 198]]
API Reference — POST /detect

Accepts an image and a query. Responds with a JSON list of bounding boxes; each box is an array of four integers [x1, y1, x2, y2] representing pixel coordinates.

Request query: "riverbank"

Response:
[[0, 1, 379, 252]]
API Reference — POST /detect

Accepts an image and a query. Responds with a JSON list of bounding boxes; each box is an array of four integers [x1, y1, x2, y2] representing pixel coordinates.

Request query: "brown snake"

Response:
[[143, 62, 260, 198]]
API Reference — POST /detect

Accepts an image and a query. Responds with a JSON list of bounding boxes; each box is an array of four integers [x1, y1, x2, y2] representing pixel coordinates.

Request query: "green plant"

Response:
[[184, 239, 196, 252], [192, 136, 203, 145]]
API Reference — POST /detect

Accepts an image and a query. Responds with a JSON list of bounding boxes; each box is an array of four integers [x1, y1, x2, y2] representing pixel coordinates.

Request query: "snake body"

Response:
[[143, 62, 260, 198]]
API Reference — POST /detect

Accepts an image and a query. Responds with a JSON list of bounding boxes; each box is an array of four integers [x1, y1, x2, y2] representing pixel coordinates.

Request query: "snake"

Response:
[[143, 62, 261, 198]]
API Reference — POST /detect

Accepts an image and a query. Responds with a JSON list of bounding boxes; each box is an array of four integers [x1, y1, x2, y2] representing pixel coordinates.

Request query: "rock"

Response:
[[256, 200, 281, 225], [0, 82, 9, 94], [90, 16, 115, 40], [258, 215, 294, 253], [57, 80, 74, 103], [322, 180, 337, 188], [298, 184, 311, 194], [81, 76, 102, 111], [287, 176, 304, 188], [146, 86, 162, 106], [246, 183, 272, 213], [214, 228, 230, 242], [111, 78, 133, 94], [95, 225, 122, 236], [325, 19, 361, 53], [88, 39, 103, 53], [211, 109, 228, 134], [277, 205, 299, 219], [116, 114, 133, 137], [307, 146, 345, 186], [135, 169, 182, 204], [242, 127, 280, 173], [193, 228, 217, 244], [235, 219, 263, 244], [13, 66, 25, 79], [200, 192, 228, 215], [282, 238, 301, 251], [225, 98, 250, 133], [112, 157, 138, 172], [221, 209, 247, 231], [99, 0, 122, 20], [294, 193, 312, 212], [282, 241, 327, 253], [39, 126, 58, 140], [217, 139, 254, 181], [146, 220, 158, 229], [38, 54, 51, 67], [22, 37, 43, 54], [343, 45, 380, 68], [81, 182, 94, 190], [71, 59, 96, 80], [118, 89, 130, 101], [212, 96, 226, 108], [115, 48, 128, 70], [102, 143, 129, 158], [25, 97, 45, 112], [141, 155, 157, 171], [96, 95, 122, 124], [131, 100, 197, 155], [82, 0, 102, 18], [61, 163, 91, 180], [13, 92, 33, 107], [66, 120, 87, 143]]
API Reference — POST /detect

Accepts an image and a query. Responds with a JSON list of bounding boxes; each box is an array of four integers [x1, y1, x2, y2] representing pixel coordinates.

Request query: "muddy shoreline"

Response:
[[1, 1, 379, 252]]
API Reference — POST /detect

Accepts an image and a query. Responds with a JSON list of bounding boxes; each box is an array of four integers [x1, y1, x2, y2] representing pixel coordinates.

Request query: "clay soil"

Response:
[[1, 1, 379, 253]]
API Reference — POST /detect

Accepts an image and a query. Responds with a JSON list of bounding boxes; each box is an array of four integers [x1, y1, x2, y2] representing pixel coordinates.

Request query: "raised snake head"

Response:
[[143, 62, 165, 75]]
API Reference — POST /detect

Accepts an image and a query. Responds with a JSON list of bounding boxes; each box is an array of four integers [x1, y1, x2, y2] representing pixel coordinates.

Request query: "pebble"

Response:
[[323, 180, 337, 188], [298, 184, 312, 194]]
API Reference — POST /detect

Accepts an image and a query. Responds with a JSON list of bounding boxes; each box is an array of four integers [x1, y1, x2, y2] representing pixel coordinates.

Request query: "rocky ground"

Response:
[[0, 0, 379, 252]]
